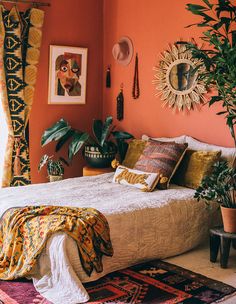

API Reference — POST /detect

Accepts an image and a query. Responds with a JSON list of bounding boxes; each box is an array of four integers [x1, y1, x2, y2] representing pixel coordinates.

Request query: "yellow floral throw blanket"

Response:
[[0, 206, 113, 280]]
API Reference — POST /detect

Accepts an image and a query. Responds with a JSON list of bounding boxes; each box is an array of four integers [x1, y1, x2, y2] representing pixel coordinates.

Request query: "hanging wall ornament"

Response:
[[117, 84, 124, 121], [106, 65, 111, 88], [152, 42, 207, 112], [132, 53, 140, 99]]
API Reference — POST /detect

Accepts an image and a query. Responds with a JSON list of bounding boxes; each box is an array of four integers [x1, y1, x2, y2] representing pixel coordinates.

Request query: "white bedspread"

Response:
[[0, 173, 219, 303]]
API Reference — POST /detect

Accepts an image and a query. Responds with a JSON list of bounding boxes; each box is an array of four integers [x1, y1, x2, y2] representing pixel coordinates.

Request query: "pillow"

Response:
[[142, 134, 186, 144], [122, 139, 147, 168], [134, 140, 188, 189], [112, 166, 160, 192], [172, 149, 222, 189], [185, 136, 235, 167]]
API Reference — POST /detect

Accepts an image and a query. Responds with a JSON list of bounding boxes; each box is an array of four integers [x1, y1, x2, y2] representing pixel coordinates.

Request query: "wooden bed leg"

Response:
[[210, 234, 220, 263]]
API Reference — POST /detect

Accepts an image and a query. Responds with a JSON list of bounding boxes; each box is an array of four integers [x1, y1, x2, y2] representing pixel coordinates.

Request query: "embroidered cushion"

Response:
[[134, 140, 188, 189], [122, 139, 147, 168], [142, 134, 186, 144], [112, 166, 160, 192], [172, 149, 221, 189]]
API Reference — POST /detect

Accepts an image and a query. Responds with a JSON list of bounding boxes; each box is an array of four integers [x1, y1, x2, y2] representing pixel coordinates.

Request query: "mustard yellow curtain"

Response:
[[0, 5, 44, 187]]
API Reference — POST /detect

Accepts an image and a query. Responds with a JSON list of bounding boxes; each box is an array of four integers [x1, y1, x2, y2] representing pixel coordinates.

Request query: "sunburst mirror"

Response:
[[153, 43, 207, 111]]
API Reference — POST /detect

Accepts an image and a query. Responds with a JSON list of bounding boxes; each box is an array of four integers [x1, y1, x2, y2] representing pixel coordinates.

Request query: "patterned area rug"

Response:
[[0, 260, 235, 304]]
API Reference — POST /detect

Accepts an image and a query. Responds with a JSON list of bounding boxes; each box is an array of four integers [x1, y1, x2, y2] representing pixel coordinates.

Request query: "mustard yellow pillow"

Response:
[[122, 139, 147, 168], [173, 149, 221, 189]]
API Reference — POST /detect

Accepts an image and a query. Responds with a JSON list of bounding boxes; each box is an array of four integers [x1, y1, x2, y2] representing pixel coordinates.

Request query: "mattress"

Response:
[[0, 173, 219, 303]]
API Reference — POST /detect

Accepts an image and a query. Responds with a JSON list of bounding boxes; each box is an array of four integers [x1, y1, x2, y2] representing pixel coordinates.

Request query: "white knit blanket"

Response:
[[0, 173, 219, 303]]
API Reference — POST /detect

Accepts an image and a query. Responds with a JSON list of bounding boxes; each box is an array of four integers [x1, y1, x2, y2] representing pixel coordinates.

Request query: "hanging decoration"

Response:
[[152, 43, 207, 112], [106, 65, 111, 88], [132, 53, 140, 99], [117, 84, 124, 121], [0, 5, 44, 187]]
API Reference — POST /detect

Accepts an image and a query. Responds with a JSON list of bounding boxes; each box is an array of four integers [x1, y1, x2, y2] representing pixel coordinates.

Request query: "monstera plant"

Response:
[[41, 116, 133, 168], [187, 0, 236, 232]]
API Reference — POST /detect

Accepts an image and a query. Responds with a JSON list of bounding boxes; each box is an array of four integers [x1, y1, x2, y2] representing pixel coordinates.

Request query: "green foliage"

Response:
[[186, 0, 236, 145], [38, 155, 68, 176], [41, 116, 134, 162], [195, 161, 236, 208]]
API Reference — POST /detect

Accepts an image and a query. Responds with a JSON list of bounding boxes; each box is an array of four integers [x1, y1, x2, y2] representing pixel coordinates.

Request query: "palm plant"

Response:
[[41, 116, 133, 162], [186, 0, 236, 146]]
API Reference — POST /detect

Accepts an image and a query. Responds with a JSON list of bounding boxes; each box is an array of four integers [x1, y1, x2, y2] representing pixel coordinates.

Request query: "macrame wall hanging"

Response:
[[116, 84, 124, 121], [132, 53, 140, 99]]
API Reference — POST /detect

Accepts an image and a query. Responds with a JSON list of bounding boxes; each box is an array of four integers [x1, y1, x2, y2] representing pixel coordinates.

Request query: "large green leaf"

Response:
[[202, 0, 214, 9], [100, 116, 113, 147], [92, 119, 103, 144], [68, 132, 90, 160], [112, 131, 134, 140], [41, 119, 72, 146], [55, 129, 75, 152]]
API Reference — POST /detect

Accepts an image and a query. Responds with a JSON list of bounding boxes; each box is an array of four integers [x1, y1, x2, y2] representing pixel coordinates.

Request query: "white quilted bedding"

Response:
[[0, 173, 219, 303]]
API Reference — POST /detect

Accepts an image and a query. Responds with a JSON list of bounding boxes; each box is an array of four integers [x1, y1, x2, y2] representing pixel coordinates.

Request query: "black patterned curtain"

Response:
[[0, 5, 44, 187]]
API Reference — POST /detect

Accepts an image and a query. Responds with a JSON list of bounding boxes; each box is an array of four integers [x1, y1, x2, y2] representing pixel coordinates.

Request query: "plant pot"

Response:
[[84, 145, 116, 168], [49, 175, 63, 182], [221, 206, 236, 233]]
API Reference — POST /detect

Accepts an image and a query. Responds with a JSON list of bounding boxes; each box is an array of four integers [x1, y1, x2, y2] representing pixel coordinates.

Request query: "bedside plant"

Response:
[[41, 116, 134, 168], [38, 155, 68, 182], [187, 0, 236, 233], [186, 0, 236, 145], [195, 161, 236, 232]]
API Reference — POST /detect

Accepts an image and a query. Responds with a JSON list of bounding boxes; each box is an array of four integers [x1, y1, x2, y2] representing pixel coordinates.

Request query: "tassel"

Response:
[[13, 139, 21, 176], [117, 85, 124, 121], [106, 65, 111, 88]]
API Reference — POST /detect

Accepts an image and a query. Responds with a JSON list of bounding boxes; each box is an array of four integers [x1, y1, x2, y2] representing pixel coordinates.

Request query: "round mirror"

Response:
[[153, 43, 207, 111], [169, 63, 195, 92]]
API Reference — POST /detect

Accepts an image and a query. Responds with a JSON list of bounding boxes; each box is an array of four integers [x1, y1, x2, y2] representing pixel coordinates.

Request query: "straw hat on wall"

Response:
[[112, 36, 133, 66]]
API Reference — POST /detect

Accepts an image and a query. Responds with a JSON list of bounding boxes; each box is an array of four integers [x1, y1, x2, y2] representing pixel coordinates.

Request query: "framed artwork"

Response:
[[48, 45, 88, 105]]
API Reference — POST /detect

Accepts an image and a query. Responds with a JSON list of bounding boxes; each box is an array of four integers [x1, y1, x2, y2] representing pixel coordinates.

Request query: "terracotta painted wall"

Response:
[[28, 0, 103, 183], [103, 0, 234, 148]]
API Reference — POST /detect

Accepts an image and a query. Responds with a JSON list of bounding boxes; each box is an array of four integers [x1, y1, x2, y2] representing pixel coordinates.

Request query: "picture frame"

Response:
[[48, 45, 88, 105]]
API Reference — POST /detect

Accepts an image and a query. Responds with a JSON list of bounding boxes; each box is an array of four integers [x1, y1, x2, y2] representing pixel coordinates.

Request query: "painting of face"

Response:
[[56, 53, 82, 96], [48, 46, 88, 105]]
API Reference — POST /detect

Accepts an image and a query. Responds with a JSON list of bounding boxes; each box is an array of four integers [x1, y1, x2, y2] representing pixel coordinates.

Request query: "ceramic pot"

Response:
[[49, 175, 63, 182], [84, 145, 116, 168], [221, 206, 236, 233]]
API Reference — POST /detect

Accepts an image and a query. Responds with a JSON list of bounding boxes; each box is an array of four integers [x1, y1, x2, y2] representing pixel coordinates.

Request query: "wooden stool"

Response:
[[83, 166, 114, 177], [209, 227, 236, 268]]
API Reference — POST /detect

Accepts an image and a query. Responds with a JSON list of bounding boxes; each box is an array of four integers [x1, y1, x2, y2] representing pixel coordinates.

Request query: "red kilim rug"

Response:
[[0, 260, 235, 304]]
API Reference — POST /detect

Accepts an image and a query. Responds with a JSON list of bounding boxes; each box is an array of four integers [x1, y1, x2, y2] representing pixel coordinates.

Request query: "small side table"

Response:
[[83, 166, 114, 177], [210, 227, 236, 268]]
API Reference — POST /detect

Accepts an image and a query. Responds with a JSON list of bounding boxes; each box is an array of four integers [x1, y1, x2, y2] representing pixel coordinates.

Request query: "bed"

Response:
[[0, 172, 219, 303]]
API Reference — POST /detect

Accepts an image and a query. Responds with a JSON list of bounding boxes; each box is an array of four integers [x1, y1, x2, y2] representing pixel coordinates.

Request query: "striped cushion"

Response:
[[134, 141, 188, 189]]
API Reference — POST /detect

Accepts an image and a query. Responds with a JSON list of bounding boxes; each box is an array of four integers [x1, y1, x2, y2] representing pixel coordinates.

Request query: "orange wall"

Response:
[[29, 0, 103, 183], [103, 0, 234, 148]]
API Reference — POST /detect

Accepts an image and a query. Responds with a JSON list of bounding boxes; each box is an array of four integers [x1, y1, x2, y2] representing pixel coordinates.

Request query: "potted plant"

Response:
[[195, 161, 236, 232], [186, 0, 236, 145], [41, 116, 133, 168], [38, 155, 68, 182], [187, 0, 236, 232]]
